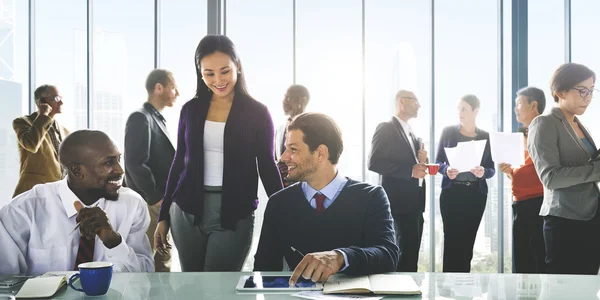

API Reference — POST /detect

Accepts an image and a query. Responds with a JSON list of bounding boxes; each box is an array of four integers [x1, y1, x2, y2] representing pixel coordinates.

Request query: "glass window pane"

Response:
[[502, 0, 514, 274], [160, 0, 207, 140], [572, 0, 600, 142], [1, 0, 29, 207], [92, 0, 154, 151], [296, 0, 362, 179], [226, 0, 293, 271], [434, 0, 499, 273], [529, 0, 565, 114], [35, 0, 86, 131], [365, 0, 432, 271]]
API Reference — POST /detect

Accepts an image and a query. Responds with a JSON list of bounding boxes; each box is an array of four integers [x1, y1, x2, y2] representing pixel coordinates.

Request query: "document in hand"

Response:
[[489, 131, 525, 166], [444, 140, 487, 172], [323, 274, 421, 295], [15, 272, 76, 299]]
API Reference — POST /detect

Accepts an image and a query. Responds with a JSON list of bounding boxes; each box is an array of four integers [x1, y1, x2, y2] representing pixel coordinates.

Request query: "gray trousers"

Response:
[[170, 187, 254, 272]]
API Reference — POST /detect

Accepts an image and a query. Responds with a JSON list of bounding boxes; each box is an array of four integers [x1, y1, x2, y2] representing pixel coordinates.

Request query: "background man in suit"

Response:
[[124, 69, 179, 272], [13, 84, 69, 197], [368, 90, 427, 272]]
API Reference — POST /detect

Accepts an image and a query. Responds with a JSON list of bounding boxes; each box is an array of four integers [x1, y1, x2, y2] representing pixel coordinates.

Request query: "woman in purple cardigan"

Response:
[[154, 35, 284, 272]]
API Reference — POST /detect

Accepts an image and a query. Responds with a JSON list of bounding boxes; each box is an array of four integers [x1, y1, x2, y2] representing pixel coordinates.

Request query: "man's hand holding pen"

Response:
[[289, 250, 344, 286], [73, 201, 122, 249]]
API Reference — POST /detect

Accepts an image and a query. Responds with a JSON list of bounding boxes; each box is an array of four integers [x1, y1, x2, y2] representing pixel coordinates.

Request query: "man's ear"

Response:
[[69, 164, 84, 179], [531, 101, 539, 113], [316, 144, 330, 162], [154, 82, 163, 94]]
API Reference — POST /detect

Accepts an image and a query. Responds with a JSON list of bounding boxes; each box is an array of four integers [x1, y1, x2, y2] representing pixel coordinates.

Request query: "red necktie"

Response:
[[314, 193, 326, 213], [74, 236, 95, 270]]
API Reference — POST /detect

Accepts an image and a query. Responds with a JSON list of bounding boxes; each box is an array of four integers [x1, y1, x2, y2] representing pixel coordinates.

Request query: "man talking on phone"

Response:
[[12, 85, 70, 197], [253, 113, 398, 285]]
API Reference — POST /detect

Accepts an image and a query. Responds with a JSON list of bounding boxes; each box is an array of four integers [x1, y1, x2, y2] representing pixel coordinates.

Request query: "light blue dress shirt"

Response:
[[301, 171, 350, 271]]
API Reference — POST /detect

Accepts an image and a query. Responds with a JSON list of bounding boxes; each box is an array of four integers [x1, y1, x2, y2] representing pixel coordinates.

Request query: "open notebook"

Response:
[[323, 274, 421, 295], [15, 272, 76, 299]]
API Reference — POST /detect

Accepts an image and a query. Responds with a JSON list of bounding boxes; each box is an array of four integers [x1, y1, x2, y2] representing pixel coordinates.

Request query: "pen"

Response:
[[290, 246, 305, 257], [69, 202, 100, 235]]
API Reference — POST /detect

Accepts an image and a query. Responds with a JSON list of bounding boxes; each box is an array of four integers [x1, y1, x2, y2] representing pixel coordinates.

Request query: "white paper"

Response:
[[292, 291, 383, 300], [444, 140, 487, 172], [367, 274, 421, 295], [489, 131, 525, 166]]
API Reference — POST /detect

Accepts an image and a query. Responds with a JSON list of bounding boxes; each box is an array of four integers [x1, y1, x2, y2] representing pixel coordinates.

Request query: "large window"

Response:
[[572, 0, 600, 142], [364, 0, 432, 271], [92, 0, 154, 151], [296, 0, 363, 180], [0, 0, 29, 207], [3, 0, 591, 274], [35, 0, 86, 132], [226, 0, 293, 123], [160, 0, 207, 139], [434, 0, 500, 273], [502, 0, 514, 274], [528, 0, 565, 114]]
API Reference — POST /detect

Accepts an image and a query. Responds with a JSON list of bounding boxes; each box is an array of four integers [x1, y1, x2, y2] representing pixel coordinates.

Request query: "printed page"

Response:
[[489, 131, 525, 166], [292, 290, 383, 300]]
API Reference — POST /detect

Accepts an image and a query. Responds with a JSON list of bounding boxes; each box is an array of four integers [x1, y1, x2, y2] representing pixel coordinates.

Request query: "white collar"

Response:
[[58, 177, 102, 218], [393, 115, 411, 133]]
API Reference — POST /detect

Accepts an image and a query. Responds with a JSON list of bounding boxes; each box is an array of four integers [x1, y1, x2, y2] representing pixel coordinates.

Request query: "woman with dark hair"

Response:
[[528, 63, 600, 275], [499, 86, 547, 274], [154, 35, 283, 272], [275, 85, 310, 187], [435, 94, 495, 273]]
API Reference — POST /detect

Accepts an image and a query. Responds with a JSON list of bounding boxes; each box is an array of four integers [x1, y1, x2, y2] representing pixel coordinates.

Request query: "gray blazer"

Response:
[[528, 107, 600, 220]]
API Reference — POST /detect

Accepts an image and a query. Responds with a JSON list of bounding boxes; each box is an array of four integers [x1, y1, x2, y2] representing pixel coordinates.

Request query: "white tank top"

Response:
[[203, 120, 226, 186]]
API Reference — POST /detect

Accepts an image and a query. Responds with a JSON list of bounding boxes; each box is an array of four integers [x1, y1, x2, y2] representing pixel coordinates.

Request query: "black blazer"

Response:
[[368, 117, 425, 215], [124, 102, 175, 205]]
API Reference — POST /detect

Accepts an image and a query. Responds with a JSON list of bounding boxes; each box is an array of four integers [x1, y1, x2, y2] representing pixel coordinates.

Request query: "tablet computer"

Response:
[[236, 275, 323, 292], [0, 276, 30, 288]]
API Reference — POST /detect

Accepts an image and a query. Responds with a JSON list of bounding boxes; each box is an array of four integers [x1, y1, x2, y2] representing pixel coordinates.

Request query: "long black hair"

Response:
[[194, 35, 253, 100]]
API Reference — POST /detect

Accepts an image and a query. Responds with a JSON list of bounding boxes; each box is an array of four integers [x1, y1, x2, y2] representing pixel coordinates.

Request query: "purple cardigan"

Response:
[[159, 95, 284, 230]]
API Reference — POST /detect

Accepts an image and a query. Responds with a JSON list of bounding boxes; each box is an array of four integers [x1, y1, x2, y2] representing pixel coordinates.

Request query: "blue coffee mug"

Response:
[[68, 262, 113, 296]]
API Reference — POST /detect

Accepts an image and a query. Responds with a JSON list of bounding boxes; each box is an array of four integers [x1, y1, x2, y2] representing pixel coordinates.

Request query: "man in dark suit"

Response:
[[368, 90, 428, 272], [124, 69, 179, 272]]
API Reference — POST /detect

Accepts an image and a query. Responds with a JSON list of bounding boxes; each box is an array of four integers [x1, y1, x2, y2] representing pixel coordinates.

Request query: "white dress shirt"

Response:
[[0, 178, 154, 275], [393, 115, 423, 186]]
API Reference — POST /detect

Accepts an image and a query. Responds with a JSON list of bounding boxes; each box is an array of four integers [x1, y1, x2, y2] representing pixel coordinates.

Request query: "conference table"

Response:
[[4, 271, 600, 299]]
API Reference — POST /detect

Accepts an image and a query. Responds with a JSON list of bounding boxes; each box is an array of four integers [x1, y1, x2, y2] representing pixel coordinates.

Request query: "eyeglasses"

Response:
[[571, 87, 599, 98], [400, 96, 419, 104], [40, 95, 62, 103]]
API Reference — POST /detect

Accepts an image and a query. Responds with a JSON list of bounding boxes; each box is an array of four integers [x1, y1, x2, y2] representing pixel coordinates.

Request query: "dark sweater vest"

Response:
[[254, 178, 398, 274]]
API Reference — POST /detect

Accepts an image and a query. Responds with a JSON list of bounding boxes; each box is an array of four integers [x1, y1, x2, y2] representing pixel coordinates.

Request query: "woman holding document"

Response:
[[499, 87, 546, 274], [528, 63, 600, 275], [435, 94, 495, 273]]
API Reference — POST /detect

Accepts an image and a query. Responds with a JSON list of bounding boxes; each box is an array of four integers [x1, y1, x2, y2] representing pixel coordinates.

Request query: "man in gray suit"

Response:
[[124, 69, 179, 272], [528, 62, 600, 275]]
